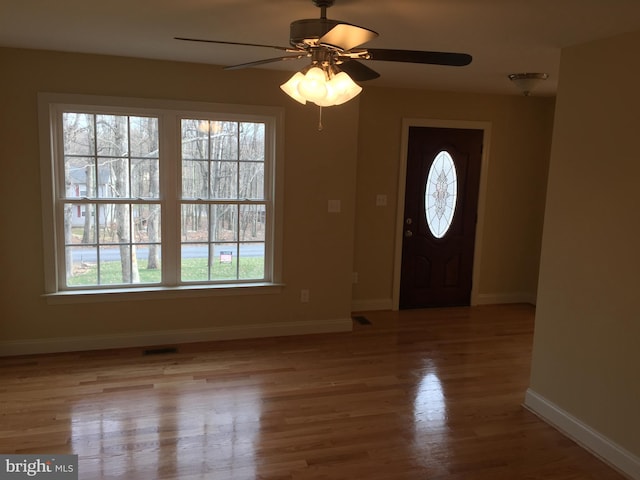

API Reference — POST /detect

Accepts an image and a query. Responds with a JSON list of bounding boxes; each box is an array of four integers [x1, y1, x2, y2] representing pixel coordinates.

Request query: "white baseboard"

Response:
[[351, 298, 393, 312], [0, 318, 353, 357], [524, 389, 640, 479], [474, 292, 537, 305]]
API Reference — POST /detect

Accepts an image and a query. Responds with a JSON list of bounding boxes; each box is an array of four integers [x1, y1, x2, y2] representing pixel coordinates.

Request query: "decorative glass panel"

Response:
[[425, 151, 457, 239]]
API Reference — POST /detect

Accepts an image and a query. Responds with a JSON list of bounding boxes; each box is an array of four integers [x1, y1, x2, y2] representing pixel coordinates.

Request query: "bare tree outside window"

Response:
[[180, 119, 267, 282], [62, 113, 160, 286], [47, 97, 278, 293]]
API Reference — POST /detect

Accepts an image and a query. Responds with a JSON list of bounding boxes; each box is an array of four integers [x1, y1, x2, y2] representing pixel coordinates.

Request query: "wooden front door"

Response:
[[399, 126, 483, 309]]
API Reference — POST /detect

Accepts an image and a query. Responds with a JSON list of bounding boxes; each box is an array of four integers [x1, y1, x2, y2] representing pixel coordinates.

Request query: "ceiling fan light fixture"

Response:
[[281, 64, 362, 107], [180, 0, 473, 114], [508, 72, 549, 96]]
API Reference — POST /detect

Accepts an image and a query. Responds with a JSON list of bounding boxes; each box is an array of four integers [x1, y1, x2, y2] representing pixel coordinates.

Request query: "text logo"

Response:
[[0, 455, 78, 479]]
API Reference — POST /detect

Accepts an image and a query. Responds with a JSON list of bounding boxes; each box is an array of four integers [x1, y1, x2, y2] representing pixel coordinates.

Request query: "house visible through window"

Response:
[[62, 112, 162, 287], [39, 94, 283, 298]]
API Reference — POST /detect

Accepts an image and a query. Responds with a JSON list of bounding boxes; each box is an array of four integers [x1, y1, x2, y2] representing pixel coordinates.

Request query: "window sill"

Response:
[[43, 283, 285, 305]]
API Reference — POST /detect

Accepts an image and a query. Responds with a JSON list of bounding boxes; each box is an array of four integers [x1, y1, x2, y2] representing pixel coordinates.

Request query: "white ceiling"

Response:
[[3, 0, 640, 96]]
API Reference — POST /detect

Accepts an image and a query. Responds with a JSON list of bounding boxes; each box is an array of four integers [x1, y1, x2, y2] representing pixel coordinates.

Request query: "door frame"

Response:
[[392, 118, 492, 310]]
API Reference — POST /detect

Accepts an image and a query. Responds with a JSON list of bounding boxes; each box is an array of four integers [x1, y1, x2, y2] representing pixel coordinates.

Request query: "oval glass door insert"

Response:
[[425, 150, 457, 238]]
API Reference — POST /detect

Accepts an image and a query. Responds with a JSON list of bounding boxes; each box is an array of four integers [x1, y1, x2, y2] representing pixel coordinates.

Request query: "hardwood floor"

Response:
[[0, 304, 627, 479]]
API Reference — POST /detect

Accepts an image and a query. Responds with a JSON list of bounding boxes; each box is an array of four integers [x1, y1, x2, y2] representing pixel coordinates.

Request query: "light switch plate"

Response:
[[328, 199, 341, 213]]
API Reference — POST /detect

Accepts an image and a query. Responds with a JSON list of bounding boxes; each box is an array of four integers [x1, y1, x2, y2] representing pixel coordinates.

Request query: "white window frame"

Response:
[[38, 93, 284, 304]]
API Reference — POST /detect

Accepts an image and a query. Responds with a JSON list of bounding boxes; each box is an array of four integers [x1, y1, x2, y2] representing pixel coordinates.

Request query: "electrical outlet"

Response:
[[300, 289, 310, 303]]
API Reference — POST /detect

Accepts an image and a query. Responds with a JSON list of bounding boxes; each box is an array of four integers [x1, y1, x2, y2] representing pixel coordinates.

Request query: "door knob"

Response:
[[404, 230, 413, 238]]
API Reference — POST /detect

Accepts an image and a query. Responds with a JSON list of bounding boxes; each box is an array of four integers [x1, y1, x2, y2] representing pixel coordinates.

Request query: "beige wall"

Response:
[[0, 46, 555, 354], [352, 87, 555, 308], [0, 47, 360, 350], [530, 29, 640, 459]]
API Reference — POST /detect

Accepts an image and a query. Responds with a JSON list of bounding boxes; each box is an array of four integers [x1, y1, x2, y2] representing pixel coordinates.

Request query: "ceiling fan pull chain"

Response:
[[318, 106, 324, 131]]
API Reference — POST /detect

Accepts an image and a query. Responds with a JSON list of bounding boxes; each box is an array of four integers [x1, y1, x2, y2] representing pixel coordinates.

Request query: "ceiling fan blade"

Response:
[[174, 37, 295, 53], [318, 23, 378, 51], [223, 55, 307, 71], [365, 48, 472, 67], [338, 60, 380, 81]]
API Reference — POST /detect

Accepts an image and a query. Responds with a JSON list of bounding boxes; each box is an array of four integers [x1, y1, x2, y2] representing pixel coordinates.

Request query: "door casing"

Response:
[[392, 119, 492, 310]]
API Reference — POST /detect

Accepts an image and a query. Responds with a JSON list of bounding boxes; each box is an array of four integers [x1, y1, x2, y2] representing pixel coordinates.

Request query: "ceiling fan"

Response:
[[175, 0, 472, 108]]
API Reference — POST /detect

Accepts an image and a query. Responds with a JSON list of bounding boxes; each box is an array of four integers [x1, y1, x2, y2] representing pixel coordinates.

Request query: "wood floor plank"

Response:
[[0, 305, 628, 479]]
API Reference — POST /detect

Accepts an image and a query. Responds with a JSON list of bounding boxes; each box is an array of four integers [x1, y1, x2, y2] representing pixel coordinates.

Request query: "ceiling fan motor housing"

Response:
[[290, 18, 341, 49], [312, 0, 335, 7], [175, 0, 472, 81]]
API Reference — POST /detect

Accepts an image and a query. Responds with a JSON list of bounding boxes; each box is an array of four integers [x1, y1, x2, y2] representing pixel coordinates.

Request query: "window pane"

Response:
[[98, 204, 130, 244], [63, 113, 95, 156], [128, 116, 159, 158], [239, 122, 265, 161], [181, 119, 209, 160], [240, 204, 265, 241], [181, 204, 208, 242], [210, 243, 238, 281], [64, 157, 95, 199], [239, 243, 265, 280], [133, 204, 161, 243], [135, 245, 162, 283], [98, 157, 130, 198], [66, 246, 98, 286], [210, 161, 238, 199], [131, 159, 159, 198], [182, 160, 209, 199], [99, 246, 125, 285], [211, 121, 238, 160], [64, 203, 96, 245], [239, 162, 264, 199], [96, 115, 128, 157], [181, 243, 209, 281], [211, 204, 237, 242]]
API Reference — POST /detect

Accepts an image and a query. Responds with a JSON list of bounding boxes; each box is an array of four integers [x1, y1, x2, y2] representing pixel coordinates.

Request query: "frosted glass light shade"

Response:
[[281, 67, 362, 106], [328, 71, 362, 105], [297, 67, 329, 103], [280, 72, 307, 105]]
